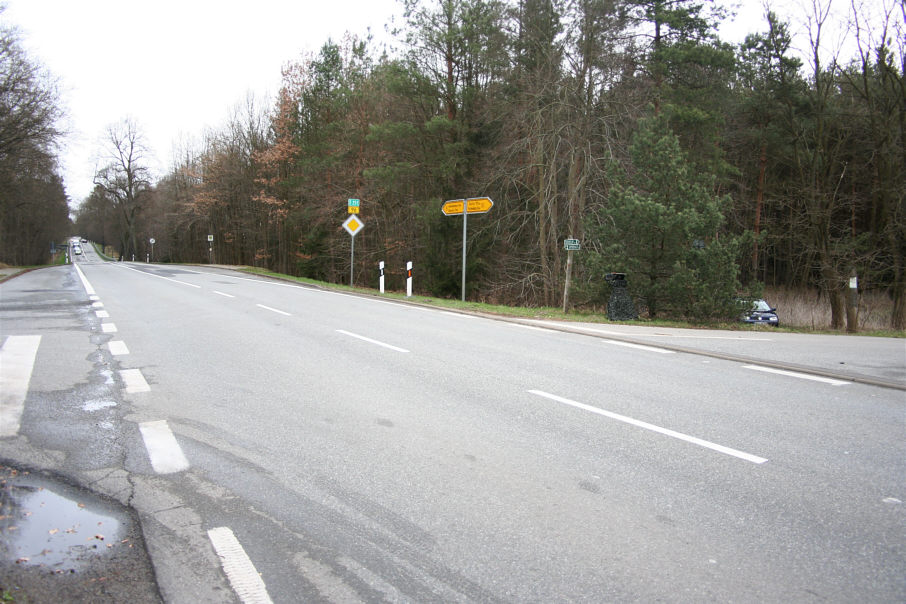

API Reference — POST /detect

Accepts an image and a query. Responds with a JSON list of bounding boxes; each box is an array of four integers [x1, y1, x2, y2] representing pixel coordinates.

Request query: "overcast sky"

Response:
[[2, 0, 839, 208], [3, 0, 403, 204]]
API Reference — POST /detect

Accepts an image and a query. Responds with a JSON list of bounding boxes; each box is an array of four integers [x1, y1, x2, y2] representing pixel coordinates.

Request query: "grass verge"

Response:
[[238, 267, 903, 337]]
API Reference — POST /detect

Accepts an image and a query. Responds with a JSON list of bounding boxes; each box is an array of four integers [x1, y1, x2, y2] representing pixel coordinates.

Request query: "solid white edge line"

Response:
[[336, 329, 410, 353], [527, 320, 771, 341], [119, 368, 150, 393], [601, 339, 674, 354], [256, 304, 291, 316], [528, 390, 768, 464], [73, 263, 96, 295], [197, 271, 476, 318], [508, 323, 549, 332], [743, 365, 850, 386], [207, 526, 274, 604], [0, 335, 42, 437], [213, 290, 235, 298], [138, 420, 190, 474]]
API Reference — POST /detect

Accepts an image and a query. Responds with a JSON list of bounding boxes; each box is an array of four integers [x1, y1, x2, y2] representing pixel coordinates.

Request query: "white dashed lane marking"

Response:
[[256, 304, 291, 316], [528, 389, 769, 464], [139, 420, 190, 474], [119, 368, 150, 393], [108, 340, 129, 356], [208, 526, 274, 604], [336, 329, 410, 353]]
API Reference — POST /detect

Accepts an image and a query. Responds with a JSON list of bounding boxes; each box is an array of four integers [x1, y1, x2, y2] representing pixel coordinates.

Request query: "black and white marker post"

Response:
[[406, 261, 413, 297]]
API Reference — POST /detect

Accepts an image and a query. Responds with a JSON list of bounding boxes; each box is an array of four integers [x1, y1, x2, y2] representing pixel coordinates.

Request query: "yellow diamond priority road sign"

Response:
[[442, 197, 494, 216], [342, 215, 364, 237]]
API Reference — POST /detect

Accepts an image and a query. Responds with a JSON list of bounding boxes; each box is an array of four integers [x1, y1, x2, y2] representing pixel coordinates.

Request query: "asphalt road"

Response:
[[1, 245, 904, 603]]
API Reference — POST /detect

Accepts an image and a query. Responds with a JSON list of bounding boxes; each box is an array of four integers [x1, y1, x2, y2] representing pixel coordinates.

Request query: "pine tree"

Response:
[[587, 112, 743, 319]]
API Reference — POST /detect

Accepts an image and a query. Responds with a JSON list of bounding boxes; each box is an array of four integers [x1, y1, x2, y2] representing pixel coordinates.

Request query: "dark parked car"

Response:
[[740, 299, 779, 326]]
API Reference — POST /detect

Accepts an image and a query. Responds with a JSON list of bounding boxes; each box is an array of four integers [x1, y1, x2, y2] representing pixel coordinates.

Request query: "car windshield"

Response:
[[752, 299, 772, 311]]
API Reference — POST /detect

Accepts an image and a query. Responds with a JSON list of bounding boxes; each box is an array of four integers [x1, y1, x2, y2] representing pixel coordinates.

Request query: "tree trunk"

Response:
[[845, 271, 859, 333], [752, 142, 766, 275]]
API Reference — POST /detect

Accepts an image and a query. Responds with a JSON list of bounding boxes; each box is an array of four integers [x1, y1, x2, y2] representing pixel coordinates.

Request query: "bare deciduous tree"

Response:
[[93, 118, 152, 260]]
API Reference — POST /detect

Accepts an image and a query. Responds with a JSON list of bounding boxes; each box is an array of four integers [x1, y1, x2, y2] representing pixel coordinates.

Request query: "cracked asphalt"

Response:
[[0, 265, 162, 602]]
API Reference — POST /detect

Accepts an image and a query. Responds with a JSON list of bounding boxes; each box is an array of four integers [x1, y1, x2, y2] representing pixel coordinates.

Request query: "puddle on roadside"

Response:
[[0, 467, 127, 571]]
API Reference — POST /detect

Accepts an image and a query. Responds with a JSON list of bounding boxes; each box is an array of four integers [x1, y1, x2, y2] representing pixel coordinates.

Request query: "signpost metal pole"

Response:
[[441, 197, 493, 303], [562, 239, 580, 313], [461, 210, 468, 302], [346, 200, 363, 287], [341, 215, 364, 287], [563, 248, 573, 313]]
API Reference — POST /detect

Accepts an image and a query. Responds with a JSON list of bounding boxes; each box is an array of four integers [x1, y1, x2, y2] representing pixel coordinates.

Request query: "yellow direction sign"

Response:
[[442, 197, 494, 216]]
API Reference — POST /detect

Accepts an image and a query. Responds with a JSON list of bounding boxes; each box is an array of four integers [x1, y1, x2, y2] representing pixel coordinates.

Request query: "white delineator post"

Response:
[[379, 261, 385, 294], [406, 261, 413, 297]]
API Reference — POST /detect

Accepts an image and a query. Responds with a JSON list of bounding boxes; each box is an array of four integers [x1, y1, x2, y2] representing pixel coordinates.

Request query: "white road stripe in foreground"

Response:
[[208, 527, 274, 604], [0, 335, 42, 437], [213, 290, 235, 298], [120, 368, 150, 393], [257, 304, 291, 316], [336, 329, 410, 353], [528, 390, 768, 464], [139, 420, 190, 474], [743, 365, 850, 386]]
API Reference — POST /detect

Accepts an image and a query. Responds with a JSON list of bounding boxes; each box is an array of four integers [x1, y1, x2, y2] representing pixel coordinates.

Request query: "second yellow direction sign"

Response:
[[441, 197, 494, 216]]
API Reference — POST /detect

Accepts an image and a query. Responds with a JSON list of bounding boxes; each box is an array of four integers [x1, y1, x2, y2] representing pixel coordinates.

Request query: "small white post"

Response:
[[379, 261, 385, 294], [406, 261, 413, 297]]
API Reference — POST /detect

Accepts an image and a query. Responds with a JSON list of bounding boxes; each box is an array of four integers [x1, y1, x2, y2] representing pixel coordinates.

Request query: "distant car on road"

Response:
[[740, 299, 779, 326], [72, 245, 82, 255], [80, 238, 87, 243]]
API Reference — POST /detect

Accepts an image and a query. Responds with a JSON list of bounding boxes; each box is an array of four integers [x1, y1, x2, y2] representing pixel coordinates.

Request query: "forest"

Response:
[[4, 1, 904, 329], [0, 10, 69, 267]]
